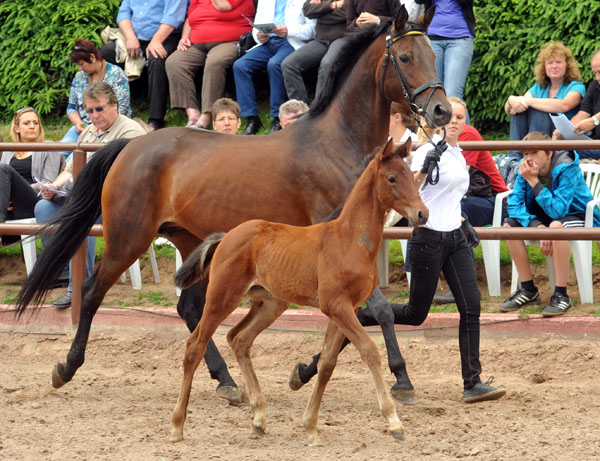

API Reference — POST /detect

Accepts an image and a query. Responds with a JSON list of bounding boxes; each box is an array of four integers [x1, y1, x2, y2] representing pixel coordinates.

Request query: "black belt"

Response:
[[413, 226, 463, 241]]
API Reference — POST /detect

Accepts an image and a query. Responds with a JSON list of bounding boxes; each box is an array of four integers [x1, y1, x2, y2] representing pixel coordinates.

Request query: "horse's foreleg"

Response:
[[177, 282, 239, 403], [328, 303, 405, 442], [228, 288, 288, 437], [362, 289, 417, 404], [52, 272, 109, 387], [302, 320, 346, 447]]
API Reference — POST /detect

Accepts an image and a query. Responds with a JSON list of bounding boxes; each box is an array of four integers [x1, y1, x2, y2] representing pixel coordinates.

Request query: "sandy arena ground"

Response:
[[1, 325, 599, 460]]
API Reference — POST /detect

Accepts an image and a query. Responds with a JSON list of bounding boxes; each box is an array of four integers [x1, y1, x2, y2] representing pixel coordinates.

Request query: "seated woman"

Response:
[[62, 39, 131, 147], [212, 97, 242, 134], [0, 107, 62, 223], [165, 0, 255, 129], [504, 41, 585, 158]]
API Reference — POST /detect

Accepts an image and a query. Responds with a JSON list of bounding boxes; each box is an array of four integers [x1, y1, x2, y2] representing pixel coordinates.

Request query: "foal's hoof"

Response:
[[391, 387, 418, 405], [251, 426, 266, 439], [288, 363, 306, 391], [391, 428, 406, 441], [216, 384, 241, 405], [51, 364, 68, 389], [169, 428, 184, 443]]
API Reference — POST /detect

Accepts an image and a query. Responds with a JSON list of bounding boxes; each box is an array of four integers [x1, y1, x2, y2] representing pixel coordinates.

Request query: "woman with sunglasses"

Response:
[[0, 107, 63, 223], [61, 39, 132, 146]]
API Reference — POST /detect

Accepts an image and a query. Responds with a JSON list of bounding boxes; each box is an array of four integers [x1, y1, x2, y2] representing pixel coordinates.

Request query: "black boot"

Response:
[[242, 116, 262, 135], [269, 117, 281, 134]]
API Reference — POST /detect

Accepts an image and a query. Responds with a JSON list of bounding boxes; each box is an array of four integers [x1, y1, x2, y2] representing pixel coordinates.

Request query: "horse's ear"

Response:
[[417, 6, 436, 30], [393, 5, 409, 32], [393, 138, 411, 160]]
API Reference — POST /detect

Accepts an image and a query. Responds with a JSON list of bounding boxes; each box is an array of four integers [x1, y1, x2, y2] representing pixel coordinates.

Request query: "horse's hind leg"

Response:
[[227, 287, 288, 437], [177, 281, 240, 404], [362, 289, 417, 404], [302, 321, 347, 447], [326, 301, 405, 441]]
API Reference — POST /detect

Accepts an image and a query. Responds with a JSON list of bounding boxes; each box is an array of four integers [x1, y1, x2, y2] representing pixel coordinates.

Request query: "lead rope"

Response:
[[414, 117, 447, 190]]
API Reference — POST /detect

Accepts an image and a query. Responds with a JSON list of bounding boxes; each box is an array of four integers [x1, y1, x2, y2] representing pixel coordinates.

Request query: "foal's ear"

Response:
[[391, 138, 411, 160], [380, 137, 397, 161], [393, 5, 409, 32], [417, 6, 436, 30]]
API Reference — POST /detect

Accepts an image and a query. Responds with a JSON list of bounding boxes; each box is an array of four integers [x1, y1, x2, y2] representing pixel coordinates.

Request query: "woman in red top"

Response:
[[166, 0, 255, 129]]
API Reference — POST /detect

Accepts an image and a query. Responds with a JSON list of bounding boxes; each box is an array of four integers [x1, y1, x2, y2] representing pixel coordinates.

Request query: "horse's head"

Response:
[[376, 138, 428, 227], [380, 6, 452, 128]]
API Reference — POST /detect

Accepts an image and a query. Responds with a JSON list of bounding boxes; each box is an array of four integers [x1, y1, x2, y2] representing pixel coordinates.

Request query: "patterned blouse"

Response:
[[66, 62, 132, 125]]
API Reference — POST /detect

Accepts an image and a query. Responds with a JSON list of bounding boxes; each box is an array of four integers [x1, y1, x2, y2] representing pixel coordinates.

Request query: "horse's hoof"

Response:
[[169, 428, 184, 443], [288, 363, 306, 391], [216, 384, 241, 405], [51, 365, 68, 389], [391, 388, 418, 405], [391, 428, 405, 441], [251, 426, 266, 439], [306, 431, 322, 447]]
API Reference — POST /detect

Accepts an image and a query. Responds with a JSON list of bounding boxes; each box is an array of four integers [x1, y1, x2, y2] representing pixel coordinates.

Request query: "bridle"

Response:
[[380, 27, 444, 119]]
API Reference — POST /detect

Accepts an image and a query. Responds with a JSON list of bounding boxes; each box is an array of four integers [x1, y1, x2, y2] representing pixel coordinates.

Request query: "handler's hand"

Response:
[[461, 219, 480, 249]]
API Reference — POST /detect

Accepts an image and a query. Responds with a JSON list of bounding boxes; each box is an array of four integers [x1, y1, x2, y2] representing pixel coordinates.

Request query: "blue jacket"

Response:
[[507, 150, 600, 227]]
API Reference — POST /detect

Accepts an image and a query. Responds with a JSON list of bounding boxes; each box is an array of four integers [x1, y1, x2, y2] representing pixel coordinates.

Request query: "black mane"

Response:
[[308, 19, 427, 117]]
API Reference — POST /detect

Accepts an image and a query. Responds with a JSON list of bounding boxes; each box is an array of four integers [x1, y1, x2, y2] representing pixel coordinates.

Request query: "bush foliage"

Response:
[[0, 0, 120, 118], [469, 0, 600, 132]]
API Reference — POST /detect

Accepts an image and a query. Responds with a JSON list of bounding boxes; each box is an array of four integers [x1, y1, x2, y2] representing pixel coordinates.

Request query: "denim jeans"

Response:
[[509, 108, 554, 159], [575, 149, 600, 160], [60, 125, 79, 159], [233, 36, 295, 118], [461, 195, 496, 227], [430, 37, 473, 100], [394, 226, 483, 388], [34, 198, 98, 291]]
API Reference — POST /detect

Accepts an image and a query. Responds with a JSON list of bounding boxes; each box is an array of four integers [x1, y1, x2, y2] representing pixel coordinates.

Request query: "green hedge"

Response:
[[0, 0, 120, 118], [469, 0, 600, 132]]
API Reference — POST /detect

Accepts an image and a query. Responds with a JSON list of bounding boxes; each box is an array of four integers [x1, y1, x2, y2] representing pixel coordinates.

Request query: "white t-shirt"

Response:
[[410, 134, 469, 232]]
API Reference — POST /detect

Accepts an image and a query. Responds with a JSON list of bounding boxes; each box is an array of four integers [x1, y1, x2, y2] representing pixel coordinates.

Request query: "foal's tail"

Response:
[[175, 232, 226, 290], [15, 138, 132, 316]]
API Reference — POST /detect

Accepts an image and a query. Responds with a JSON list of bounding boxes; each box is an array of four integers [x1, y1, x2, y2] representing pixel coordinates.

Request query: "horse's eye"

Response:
[[399, 54, 411, 64], [388, 176, 396, 184]]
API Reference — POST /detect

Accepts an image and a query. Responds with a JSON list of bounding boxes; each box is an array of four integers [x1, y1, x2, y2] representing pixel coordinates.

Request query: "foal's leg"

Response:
[[170, 285, 249, 443], [327, 302, 405, 441], [177, 281, 240, 404], [227, 287, 289, 437]]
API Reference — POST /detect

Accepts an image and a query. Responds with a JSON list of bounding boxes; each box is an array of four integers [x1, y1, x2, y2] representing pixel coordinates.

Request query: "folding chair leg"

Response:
[[148, 243, 160, 284], [20, 234, 37, 276], [481, 240, 501, 297], [377, 240, 389, 288], [128, 260, 142, 291], [176, 249, 183, 296]]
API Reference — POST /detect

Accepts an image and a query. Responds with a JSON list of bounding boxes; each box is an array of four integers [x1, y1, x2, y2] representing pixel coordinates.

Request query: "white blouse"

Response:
[[410, 133, 469, 232]]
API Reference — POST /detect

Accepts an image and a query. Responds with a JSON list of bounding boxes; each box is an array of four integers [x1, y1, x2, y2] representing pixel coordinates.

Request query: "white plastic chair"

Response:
[[119, 243, 160, 290], [480, 190, 511, 297], [6, 217, 37, 275], [509, 163, 600, 304]]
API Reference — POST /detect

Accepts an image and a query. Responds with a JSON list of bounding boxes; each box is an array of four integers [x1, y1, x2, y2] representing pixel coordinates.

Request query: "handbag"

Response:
[[238, 31, 257, 58]]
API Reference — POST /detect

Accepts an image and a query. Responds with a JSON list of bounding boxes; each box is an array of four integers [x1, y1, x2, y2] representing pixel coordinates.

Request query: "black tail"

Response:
[[15, 138, 132, 316], [175, 232, 225, 290]]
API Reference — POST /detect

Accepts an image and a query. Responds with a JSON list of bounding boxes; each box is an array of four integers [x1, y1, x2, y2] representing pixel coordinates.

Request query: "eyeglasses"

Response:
[[16, 106, 37, 115], [85, 105, 106, 114], [215, 116, 239, 123]]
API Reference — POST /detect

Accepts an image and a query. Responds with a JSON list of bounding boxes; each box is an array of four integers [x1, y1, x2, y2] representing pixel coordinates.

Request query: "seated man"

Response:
[[500, 131, 600, 316], [36, 82, 148, 308], [554, 48, 600, 161], [233, 0, 315, 135], [100, 0, 187, 130], [278, 98, 308, 128], [281, 0, 347, 105], [211, 97, 242, 134]]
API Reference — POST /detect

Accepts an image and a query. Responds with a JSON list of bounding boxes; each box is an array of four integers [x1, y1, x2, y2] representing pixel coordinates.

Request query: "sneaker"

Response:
[[463, 378, 506, 403], [499, 287, 540, 312], [542, 293, 572, 317]]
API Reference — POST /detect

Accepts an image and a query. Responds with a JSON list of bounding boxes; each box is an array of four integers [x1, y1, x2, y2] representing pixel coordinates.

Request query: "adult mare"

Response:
[[16, 7, 450, 404]]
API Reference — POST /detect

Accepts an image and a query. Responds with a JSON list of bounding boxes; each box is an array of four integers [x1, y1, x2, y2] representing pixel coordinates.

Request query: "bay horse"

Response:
[[15, 7, 450, 404], [171, 139, 427, 444]]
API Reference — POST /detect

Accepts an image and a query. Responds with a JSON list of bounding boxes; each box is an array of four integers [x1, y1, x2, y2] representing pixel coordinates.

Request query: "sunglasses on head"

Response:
[[16, 107, 37, 115], [85, 105, 107, 115], [72, 45, 84, 51]]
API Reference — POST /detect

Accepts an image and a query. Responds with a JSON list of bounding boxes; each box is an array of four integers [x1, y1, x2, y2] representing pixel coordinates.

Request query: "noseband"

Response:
[[380, 27, 444, 118]]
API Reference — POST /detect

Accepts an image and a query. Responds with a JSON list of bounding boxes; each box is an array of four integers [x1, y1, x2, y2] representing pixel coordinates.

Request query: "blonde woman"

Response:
[[0, 107, 62, 222], [505, 41, 586, 158]]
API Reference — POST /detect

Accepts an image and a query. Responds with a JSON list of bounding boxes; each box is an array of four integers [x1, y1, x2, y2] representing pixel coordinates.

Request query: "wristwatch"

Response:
[[593, 115, 600, 127]]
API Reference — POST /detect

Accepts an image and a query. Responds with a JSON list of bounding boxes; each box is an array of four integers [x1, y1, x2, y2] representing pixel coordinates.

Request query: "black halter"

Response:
[[380, 27, 444, 118]]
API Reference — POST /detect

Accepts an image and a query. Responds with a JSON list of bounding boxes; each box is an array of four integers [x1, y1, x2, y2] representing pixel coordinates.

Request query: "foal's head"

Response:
[[375, 139, 428, 227]]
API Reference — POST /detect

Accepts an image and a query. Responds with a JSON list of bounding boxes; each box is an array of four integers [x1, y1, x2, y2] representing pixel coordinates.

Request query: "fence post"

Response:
[[70, 147, 87, 326]]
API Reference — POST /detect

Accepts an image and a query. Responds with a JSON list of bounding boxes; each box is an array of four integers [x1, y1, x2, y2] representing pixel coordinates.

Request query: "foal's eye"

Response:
[[399, 54, 411, 64], [387, 176, 396, 184]]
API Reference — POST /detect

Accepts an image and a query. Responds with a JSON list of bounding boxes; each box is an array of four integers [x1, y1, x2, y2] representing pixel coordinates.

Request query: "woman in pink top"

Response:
[[166, 0, 255, 129]]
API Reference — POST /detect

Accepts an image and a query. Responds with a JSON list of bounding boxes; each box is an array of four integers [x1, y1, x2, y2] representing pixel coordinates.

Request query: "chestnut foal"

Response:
[[170, 139, 428, 445]]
